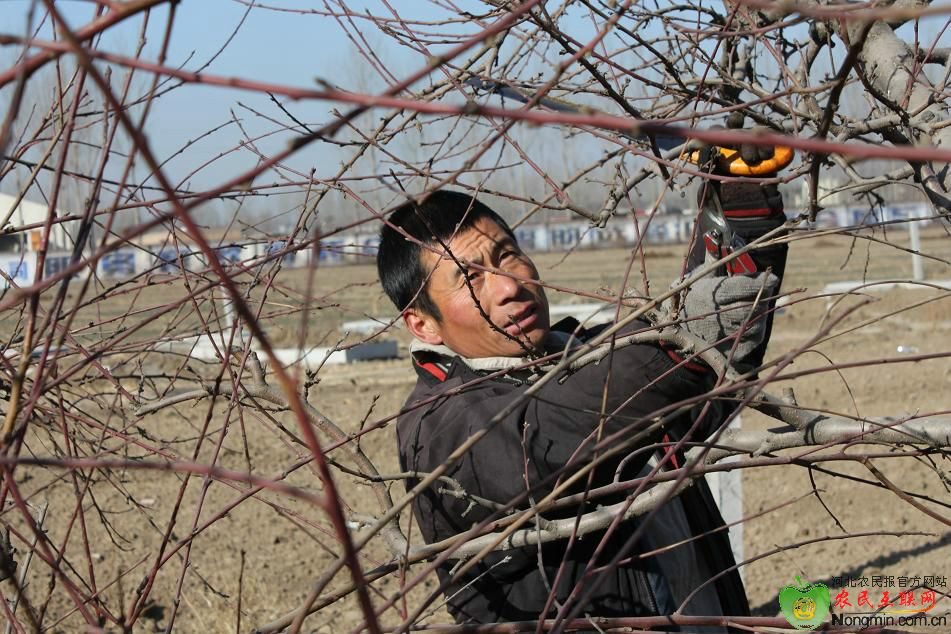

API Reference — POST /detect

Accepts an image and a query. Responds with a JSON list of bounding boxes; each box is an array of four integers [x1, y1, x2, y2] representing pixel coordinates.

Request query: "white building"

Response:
[[0, 192, 76, 253]]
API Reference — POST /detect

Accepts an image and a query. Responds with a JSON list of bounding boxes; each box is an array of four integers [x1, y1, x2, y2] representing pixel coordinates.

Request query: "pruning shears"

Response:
[[464, 78, 795, 176], [695, 191, 760, 276]]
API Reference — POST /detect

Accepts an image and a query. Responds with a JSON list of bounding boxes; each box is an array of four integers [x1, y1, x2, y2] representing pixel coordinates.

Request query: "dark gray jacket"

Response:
[[396, 320, 751, 627]]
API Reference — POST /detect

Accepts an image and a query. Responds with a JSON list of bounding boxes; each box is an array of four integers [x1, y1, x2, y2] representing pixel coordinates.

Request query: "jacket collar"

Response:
[[409, 318, 585, 383]]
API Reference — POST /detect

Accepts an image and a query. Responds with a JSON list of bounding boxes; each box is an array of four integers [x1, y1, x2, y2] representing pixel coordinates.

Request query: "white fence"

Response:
[[315, 201, 931, 264], [0, 203, 931, 285]]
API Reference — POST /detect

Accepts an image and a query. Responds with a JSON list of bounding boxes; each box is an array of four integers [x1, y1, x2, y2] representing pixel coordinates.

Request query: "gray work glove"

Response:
[[679, 272, 779, 365]]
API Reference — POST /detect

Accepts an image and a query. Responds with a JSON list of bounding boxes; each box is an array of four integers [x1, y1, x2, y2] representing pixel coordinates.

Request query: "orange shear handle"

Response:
[[687, 145, 794, 176]]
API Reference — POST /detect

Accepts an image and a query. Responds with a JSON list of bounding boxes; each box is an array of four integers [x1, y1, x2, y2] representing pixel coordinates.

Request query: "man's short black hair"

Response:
[[377, 190, 516, 320]]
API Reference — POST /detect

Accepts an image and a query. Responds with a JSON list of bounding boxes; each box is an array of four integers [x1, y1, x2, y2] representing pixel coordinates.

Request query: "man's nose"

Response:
[[487, 269, 521, 302]]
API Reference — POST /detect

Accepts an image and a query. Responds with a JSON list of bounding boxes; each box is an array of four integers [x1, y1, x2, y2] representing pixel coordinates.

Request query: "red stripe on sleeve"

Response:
[[723, 207, 772, 218], [661, 345, 708, 373]]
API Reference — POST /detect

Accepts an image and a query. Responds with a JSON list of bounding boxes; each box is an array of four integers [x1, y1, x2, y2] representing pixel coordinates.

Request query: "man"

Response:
[[377, 180, 786, 626]]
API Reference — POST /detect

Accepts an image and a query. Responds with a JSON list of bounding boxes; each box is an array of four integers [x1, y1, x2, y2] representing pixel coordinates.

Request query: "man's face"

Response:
[[408, 216, 550, 358]]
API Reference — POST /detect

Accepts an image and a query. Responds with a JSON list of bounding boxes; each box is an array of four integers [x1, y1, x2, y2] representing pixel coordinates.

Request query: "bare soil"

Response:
[[8, 229, 950, 633]]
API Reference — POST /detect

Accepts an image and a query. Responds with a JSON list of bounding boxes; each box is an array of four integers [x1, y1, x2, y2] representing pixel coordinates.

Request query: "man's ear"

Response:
[[403, 308, 443, 345]]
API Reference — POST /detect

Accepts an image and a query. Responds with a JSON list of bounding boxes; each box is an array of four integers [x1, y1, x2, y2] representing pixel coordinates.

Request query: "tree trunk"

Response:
[[835, 1, 951, 212]]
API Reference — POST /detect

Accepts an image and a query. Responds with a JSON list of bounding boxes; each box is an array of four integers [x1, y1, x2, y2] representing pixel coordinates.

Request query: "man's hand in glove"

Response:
[[678, 271, 780, 367]]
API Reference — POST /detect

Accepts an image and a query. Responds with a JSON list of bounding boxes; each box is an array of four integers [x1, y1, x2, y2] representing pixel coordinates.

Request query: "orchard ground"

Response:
[[10, 227, 950, 632]]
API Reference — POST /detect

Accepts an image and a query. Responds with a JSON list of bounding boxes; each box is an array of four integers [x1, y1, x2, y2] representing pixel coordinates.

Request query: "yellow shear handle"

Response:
[[687, 145, 794, 176]]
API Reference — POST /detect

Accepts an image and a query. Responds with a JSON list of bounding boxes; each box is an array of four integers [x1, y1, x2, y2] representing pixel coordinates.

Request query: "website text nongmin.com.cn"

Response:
[[831, 612, 948, 628]]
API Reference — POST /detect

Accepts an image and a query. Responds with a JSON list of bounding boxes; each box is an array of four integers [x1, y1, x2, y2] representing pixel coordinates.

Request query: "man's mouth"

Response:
[[502, 304, 539, 336]]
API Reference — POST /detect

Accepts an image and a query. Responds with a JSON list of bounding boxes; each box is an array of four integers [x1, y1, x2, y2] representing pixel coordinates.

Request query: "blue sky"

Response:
[[0, 1, 946, 221], [1, 2, 428, 195], [0, 0, 617, 220]]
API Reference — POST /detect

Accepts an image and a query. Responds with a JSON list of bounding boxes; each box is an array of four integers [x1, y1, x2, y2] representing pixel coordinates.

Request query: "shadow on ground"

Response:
[[749, 532, 951, 616]]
